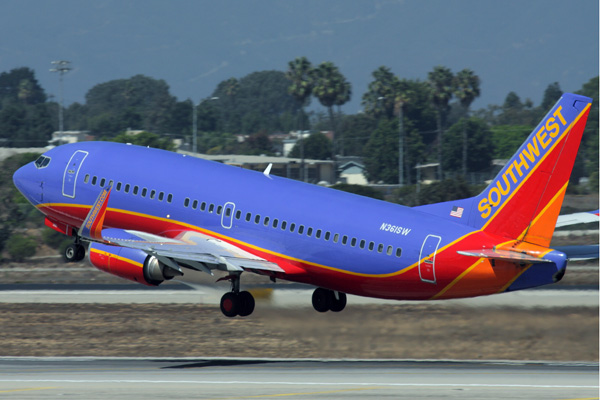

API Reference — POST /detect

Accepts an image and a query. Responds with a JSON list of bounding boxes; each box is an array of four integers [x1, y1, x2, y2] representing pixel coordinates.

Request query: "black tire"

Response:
[[63, 243, 79, 263], [75, 244, 86, 262], [220, 292, 239, 317], [311, 288, 330, 313], [330, 292, 347, 312], [237, 291, 255, 317]]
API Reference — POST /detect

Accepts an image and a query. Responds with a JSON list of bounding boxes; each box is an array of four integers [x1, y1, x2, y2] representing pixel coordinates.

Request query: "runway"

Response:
[[0, 357, 597, 399]]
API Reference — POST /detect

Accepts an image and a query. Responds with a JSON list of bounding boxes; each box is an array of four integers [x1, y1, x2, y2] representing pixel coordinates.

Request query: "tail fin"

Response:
[[471, 93, 592, 245]]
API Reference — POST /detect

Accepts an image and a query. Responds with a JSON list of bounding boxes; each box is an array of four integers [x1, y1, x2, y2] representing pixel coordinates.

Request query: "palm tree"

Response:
[[454, 69, 481, 177], [313, 61, 352, 160], [428, 66, 454, 180], [285, 56, 314, 180], [361, 66, 398, 119]]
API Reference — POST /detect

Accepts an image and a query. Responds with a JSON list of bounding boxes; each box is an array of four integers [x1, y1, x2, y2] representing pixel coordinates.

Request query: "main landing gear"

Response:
[[63, 238, 86, 263], [312, 288, 347, 313], [219, 273, 255, 318]]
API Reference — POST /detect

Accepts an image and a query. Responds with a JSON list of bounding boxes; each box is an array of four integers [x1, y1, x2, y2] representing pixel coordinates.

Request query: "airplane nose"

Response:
[[13, 163, 41, 205]]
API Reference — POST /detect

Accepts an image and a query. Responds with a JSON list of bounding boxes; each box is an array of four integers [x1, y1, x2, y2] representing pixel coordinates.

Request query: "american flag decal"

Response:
[[450, 206, 464, 218]]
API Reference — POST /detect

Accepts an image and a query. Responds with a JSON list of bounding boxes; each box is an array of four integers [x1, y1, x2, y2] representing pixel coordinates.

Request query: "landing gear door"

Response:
[[62, 150, 88, 198], [419, 234, 441, 284]]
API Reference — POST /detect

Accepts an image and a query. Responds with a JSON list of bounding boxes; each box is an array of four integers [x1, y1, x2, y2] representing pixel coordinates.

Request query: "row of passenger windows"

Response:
[[183, 197, 403, 258], [84, 174, 173, 203], [83, 173, 402, 258]]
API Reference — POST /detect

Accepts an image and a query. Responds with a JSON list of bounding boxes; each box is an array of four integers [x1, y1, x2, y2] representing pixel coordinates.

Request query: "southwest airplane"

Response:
[[13, 93, 592, 317]]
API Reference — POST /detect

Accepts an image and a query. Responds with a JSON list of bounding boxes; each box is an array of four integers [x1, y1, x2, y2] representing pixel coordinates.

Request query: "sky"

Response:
[[0, 0, 598, 114]]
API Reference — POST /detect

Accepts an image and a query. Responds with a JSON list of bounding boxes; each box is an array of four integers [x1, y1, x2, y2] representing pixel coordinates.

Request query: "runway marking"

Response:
[[0, 386, 56, 393], [202, 387, 381, 399], [0, 380, 597, 389]]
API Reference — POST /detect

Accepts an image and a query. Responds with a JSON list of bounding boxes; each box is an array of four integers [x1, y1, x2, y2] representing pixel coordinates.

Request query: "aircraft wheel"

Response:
[[220, 292, 239, 317], [64, 243, 85, 263], [311, 288, 331, 313], [330, 292, 347, 312], [237, 291, 255, 317]]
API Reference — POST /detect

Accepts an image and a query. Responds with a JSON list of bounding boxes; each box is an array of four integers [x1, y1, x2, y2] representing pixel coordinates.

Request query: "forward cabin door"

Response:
[[419, 234, 441, 284], [221, 202, 236, 229], [62, 150, 88, 198]]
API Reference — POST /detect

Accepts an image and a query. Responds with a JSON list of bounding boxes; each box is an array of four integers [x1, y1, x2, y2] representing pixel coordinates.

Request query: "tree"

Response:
[[428, 66, 454, 180], [112, 131, 175, 151], [286, 57, 314, 180], [540, 82, 562, 111], [361, 66, 399, 119], [288, 132, 332, 160], [443, 118, 493, 175], [364, 119, 399, 183], [0, 67, 47, 106], [312, 62, 352, 158], [453, 69, 481, 176]]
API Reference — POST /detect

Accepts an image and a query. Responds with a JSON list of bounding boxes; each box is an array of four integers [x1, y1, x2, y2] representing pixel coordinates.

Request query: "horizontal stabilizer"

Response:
[[553, 245, 599, 261], [457, 248, 552, 264]]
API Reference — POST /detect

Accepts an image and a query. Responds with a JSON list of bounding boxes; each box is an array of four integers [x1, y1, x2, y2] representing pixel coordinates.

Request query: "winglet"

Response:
[[80, 185, 112, 241]]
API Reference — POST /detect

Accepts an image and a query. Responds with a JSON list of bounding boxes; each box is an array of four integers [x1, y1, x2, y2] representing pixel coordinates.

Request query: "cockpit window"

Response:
[[34, 155, 51, 169]]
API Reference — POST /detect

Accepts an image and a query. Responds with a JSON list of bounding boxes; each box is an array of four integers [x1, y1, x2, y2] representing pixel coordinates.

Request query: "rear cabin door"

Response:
[[221, 202, 236, 229], [62, 150, 88, 198], [419, 234, 441, 284]]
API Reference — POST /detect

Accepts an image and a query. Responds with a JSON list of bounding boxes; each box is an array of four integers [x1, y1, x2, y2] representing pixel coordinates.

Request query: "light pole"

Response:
[[398, 100, 404, 186], [50, 60, 71, 146], [193, 96, 219, 153]]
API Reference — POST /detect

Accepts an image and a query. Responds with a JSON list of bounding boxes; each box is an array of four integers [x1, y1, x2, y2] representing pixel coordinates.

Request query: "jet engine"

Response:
[[88, 243, 181, 286]]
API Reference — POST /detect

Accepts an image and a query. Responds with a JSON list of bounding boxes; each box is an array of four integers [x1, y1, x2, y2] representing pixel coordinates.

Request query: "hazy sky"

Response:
[[1, 0, 598, 113]]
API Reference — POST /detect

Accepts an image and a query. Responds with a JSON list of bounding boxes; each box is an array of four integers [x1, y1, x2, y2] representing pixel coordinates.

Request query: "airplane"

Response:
[[13, 93, 593, 317]]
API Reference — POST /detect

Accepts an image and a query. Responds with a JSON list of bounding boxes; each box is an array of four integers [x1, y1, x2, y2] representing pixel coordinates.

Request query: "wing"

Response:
[[555, 210, 599, 228], [80, 185, 286, 277]]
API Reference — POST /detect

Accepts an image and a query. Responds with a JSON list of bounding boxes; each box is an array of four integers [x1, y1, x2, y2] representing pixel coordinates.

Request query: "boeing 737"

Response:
[[12, 93, 593, 317]]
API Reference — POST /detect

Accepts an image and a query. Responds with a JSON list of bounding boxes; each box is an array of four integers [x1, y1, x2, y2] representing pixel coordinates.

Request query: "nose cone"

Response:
[[13, 162, 41, 206]]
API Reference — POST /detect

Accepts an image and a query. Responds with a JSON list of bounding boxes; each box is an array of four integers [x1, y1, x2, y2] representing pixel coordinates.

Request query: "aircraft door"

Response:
[[419, 234, 441, 284], [221, 202, 236, 229], [62, 150, 88, 198]]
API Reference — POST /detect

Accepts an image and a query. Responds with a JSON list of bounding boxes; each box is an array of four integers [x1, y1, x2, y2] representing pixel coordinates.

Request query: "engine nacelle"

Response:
[[89, 243, 180, 286]]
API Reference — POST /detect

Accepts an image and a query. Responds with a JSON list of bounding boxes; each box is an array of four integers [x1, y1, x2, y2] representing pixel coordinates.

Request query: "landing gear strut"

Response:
[[312, 288, 346, 313], [219, 273, 255, 318], [63, 239, 85, 263]]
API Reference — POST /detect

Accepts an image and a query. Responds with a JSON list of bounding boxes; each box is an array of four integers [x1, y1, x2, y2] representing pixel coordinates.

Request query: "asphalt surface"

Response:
[[0, 357, 597, 399]]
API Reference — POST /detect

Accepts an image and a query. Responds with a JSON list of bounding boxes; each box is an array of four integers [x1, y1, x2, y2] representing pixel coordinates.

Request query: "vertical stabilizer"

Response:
[[471, 93, 592, 245]]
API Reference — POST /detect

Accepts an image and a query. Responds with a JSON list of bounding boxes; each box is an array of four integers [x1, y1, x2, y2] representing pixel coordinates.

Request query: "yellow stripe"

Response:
[[517, 181, 568, 240], [430, 259, 482, 300], [482, 104, 590, 230], [0, 387, 56, 393], [89, 247, 144, 268]]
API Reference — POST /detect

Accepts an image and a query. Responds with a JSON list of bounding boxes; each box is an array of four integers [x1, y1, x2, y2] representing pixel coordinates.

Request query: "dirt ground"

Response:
[[0, 303, 597, 362]]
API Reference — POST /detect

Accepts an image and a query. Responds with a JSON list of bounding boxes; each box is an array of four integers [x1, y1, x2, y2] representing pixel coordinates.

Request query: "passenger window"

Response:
[[235, 210, 241, 219], [342, 236, 348, 245], [298, 225, 304, 234], [108, 180, 114, 187], [192, 200, 199, 209], [200, 202, 206, 211], [84, 174, 90, 184], [158, 192, 164, 201], [378, 244, 384, 253], [150, 190, 156, 199], [184, 198, 190, 207], [360, 240, 366, 249], [141, 188, 147, 197], [350, 238, 357, 247], [263, 216, 270, 226], [100, 178, 106, 187], [281, 221, 287, 230], [167, 194, 173, 203], [368, 242, 375, 251], [116, 182, 122, 191], [225, 208, 232, 217], [272, 219, 279, 228], [254, 215, 261, 224], [216, 205, 222, 214], [396, 248, 402, 258], [133, 186, 139, 195], [245, 212, 252, 222], [387, 245, 393, 256], [124, 184, 130, 193], [208, 204, 214, 213], [333, 233, 339, 243], [91, 176, 97, 185], [307, 227, 313, 237], [315, 229, 322, 239], [324, 232, 331, 241], [289, 223, 296, 232]]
